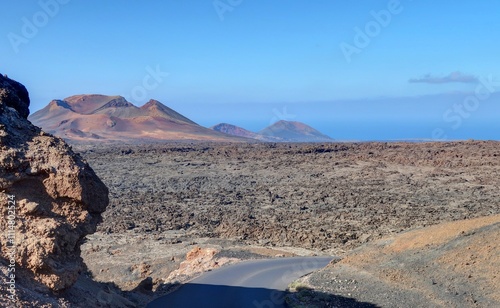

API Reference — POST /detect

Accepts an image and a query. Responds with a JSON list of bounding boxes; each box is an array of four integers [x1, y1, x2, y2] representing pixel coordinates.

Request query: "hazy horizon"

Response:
[[3, 0, 499, 141]]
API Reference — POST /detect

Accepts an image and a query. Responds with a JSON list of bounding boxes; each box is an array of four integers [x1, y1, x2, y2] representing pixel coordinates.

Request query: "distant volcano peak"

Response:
[[259, 120, 333, 142], [141, 99, 163, 108], [211, 121, 333, 142], [28, 94, 242, 143]]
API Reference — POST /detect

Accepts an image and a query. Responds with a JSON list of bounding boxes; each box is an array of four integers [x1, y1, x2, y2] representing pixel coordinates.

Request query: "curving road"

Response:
[[148, 256, 334, 308]]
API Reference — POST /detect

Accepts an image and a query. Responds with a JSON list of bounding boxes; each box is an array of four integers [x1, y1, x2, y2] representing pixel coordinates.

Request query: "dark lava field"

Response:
[[77, 141, 500, 253]]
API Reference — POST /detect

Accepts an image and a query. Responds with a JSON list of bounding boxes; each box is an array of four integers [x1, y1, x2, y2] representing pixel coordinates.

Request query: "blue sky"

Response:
[[1, 0, 499, 140]]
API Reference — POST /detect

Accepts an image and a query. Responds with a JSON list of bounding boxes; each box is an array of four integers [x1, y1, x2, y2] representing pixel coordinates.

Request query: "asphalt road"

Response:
[[148, 256, 334, 308]]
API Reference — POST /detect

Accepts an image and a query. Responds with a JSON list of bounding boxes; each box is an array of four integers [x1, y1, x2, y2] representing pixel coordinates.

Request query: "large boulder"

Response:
[[0, 75, 109, 291], [0, 74, 30, 119]]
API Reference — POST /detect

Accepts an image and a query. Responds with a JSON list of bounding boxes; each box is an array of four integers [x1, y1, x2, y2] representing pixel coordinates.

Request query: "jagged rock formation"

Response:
[[166, 246, 238, 282], [0, 75, 30, 119], [0, 74, 109, 292]]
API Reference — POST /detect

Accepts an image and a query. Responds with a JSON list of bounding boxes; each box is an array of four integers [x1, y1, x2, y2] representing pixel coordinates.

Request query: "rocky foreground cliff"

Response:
[[0, 75, 109, 305]]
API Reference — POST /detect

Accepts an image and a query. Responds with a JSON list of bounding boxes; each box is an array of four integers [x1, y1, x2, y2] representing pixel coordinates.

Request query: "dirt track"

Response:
[[289, 214, 500, 307]]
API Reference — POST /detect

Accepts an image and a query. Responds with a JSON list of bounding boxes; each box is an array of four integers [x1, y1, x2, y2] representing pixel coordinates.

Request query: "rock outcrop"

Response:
[[0, 74, 109, 292], [0, 75, 30, 119], [166, 246, 238, 282]]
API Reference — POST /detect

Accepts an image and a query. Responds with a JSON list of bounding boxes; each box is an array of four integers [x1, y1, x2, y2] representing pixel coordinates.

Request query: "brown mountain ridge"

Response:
[[31, 95, 334, 143], [29, 95, 246, 143]]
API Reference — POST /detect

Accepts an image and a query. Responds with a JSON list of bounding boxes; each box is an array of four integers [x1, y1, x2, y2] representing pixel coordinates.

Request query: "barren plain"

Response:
[[75, 141, 499, 306]]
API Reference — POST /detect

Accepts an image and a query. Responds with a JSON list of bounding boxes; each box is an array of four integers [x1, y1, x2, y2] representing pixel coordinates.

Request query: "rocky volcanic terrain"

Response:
[[2, 75, 499, 307], [76, 140, 499, 306], [80, 142, 499, 252]]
